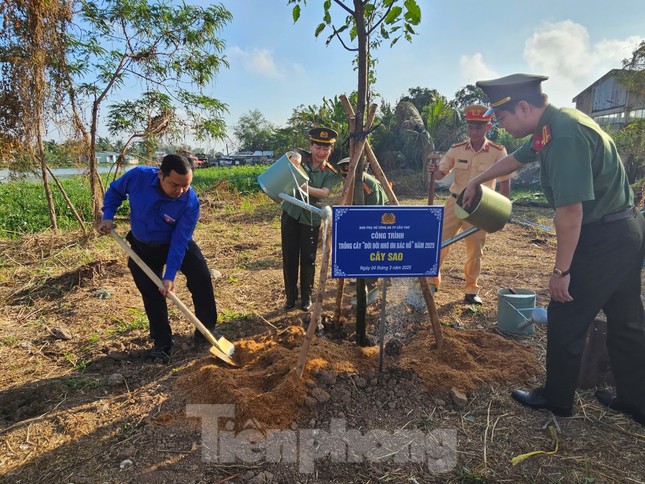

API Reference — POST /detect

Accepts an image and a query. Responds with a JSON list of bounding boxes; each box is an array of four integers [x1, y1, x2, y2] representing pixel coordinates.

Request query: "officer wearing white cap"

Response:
[[281, 127, 341, 311], [461, 73, 645, 426]]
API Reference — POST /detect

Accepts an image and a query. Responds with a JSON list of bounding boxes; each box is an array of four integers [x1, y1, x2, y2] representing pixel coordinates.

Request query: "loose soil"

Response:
[[1, 187, 644, 484]]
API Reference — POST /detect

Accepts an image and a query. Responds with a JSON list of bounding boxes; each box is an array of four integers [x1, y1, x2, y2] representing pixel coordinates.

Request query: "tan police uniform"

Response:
[[429, 107, 509, 295]]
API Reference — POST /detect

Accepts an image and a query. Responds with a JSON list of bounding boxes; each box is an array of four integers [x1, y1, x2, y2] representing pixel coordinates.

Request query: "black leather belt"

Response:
[[133, 237, 168, 248], [450, 192, 458, 199], [590, 206, 637, 225]]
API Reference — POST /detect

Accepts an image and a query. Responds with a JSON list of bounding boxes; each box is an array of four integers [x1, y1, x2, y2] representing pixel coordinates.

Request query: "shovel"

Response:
[[110, 229, 236, 366]]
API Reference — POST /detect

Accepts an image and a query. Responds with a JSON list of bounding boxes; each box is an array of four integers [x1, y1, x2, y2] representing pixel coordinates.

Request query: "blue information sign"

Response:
[[332, 205, 443, 278]]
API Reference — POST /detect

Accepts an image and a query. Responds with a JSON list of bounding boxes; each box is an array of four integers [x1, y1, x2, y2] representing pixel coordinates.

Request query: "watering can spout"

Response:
[[497, 288, 546, 336], [517, 307, 548, 329]]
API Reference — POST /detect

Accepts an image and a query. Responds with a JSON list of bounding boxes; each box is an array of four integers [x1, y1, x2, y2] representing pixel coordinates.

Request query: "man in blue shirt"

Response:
[[96, 154, 218, 362]]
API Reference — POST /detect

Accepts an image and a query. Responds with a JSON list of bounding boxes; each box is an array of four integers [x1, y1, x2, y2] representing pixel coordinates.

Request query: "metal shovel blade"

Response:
[[216, 336, 235, 357], [209, 342, 237, 366]]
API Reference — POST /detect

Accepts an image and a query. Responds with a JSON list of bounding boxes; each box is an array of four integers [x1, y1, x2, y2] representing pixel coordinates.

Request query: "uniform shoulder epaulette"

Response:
[[451, 140, 468, 148], [488, 140, 505, 150]]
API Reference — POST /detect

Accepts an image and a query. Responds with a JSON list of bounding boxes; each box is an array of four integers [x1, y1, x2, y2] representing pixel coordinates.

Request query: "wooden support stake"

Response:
[[295, 223, 334, 378], [334, 278, 345, 324]]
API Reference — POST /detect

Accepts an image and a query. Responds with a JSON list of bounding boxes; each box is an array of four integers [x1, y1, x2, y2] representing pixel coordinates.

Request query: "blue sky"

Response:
[[193, 1, 644, 152]]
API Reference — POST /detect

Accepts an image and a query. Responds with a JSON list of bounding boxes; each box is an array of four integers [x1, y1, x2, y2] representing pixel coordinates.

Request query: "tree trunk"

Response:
[[34, 75, 57, 230], [352, 0, 369, 340], [45, 165, 89, 235], [89, 102, 103, 225], [37, 135, 58, 231]]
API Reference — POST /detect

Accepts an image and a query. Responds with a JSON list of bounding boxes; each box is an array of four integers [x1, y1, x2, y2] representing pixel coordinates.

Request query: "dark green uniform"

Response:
[[281, 156, 340, 306], [353, 172, 389, 206], [515, 105, 645, 413]]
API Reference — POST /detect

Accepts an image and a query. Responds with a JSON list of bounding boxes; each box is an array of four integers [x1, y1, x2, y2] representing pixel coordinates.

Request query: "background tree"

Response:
[[68, 0, 232, 223], [107, 90, 176, 180], [451, 84, 488, 111], [422, 96, 461, 151], [281, 95, 354, 162], [402, 86, 441, 115], [233, 109, 275, 152], [615, 40, 645, 94], [0, 0, 73, 230]]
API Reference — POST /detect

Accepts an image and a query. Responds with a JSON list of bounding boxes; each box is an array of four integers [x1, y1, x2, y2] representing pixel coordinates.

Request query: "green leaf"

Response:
[[315, 22, 326, 37], [384, 6, 402, 24], [292, 5, 301, 23], [404, 0, 422, 24]]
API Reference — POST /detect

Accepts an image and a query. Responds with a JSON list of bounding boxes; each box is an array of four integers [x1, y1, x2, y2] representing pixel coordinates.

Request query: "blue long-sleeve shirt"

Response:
[[101, 166, 200, 281]]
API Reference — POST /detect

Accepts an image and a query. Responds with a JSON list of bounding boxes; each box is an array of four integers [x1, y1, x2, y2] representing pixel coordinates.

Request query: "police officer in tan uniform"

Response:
[[427, 104, 510, 304]]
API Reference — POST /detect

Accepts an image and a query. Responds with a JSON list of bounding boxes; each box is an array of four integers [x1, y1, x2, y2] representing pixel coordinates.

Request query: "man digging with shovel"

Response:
[[96, 154, 225, 363]]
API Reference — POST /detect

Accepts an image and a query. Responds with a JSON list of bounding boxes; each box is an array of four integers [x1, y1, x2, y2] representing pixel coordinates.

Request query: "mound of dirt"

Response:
[[178, 324, 539, 429]]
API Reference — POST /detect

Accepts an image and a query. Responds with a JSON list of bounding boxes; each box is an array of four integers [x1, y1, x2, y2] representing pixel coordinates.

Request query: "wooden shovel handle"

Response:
[[110, 229, 233, 363]]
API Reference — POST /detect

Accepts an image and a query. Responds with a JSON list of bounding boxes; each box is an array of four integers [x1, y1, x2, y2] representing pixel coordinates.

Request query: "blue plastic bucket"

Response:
[[258, 153, 309, 203]]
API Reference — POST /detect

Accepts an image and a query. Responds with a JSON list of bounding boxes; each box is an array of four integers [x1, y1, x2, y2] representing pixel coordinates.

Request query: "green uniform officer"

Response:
[[337, 157, 389, 304], [281, 127, 341, 311], [462, 73, 645, 426]]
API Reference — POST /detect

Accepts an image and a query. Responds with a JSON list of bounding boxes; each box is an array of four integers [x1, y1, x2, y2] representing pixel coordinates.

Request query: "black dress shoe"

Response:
[[301, 299, 312, 311], [284, 300, 296, 310], [595, 390, 631, 412], [464, 294, 483, 305], [595, 390, 645, 426], [511, 388, 572, 417], [145, 344, 172, 363]]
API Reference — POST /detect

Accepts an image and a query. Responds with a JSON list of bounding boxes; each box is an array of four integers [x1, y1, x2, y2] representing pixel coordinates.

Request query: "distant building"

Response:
[[96, 151, 119, 164], [96, 151, 139, 165], [572, 69, 645, 129]]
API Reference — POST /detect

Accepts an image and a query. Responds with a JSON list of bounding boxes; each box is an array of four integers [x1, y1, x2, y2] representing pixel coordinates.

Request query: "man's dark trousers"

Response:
[[126, 232, 217, 348], [544, 213, 645, 412]]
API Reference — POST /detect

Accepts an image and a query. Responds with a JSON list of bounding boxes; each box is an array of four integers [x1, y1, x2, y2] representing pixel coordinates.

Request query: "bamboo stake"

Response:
[[338, 95, 444, 348], [295, 221, 333, 378]]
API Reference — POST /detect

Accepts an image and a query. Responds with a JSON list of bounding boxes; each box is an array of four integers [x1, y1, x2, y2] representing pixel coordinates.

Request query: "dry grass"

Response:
[[0, 187, 644, 483]]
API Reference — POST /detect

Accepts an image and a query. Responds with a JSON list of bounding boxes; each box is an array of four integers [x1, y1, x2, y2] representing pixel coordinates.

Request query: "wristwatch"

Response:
[[552, 267, 570, 278]]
